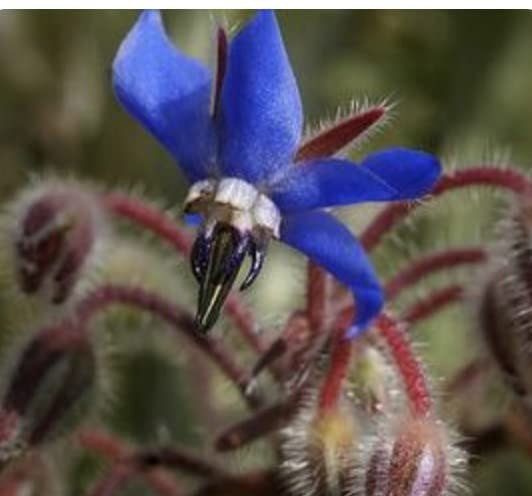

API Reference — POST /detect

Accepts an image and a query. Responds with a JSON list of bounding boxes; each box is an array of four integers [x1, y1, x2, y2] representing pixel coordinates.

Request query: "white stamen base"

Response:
[[184, 178, 281, 237]]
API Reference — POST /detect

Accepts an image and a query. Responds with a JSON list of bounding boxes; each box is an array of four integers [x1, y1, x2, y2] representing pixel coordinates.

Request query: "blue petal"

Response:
[[361, 148, 441, 199], [219, 10, 303, 183], [270, 148, 441, 213], [280, 211, 383, 334], [113, 10, 215, 182]]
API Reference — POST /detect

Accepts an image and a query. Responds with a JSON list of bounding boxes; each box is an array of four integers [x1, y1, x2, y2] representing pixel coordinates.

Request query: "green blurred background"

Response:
[[1, 10, 532, 495]]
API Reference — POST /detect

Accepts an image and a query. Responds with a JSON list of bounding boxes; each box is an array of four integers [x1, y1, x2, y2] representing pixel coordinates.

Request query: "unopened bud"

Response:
[[364, 417, 463, 496], [2, 324, 96, 455], [280, 387, 360, 496], [8, 181, 105, 304], [476, 196, 532, 403]]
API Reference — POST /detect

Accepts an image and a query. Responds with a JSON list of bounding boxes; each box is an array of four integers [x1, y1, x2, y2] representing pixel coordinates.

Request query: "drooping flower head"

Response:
[[112, 10, 441, 336]]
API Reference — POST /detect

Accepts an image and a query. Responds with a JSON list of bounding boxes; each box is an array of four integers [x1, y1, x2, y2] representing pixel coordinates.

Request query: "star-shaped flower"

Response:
[[112, 10, 441, 337]]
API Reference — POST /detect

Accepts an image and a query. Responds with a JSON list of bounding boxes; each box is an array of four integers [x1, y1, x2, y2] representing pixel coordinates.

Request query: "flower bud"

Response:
[[7, 180, 105, 304], [1, 323, 96, 461], [363, 416, 464, 496], [476, 196, 532, 402], [280, 380, 361, 496]]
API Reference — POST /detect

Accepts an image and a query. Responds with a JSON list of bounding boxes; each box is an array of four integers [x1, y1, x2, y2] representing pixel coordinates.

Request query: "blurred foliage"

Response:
[[1, 9, 532, 495]]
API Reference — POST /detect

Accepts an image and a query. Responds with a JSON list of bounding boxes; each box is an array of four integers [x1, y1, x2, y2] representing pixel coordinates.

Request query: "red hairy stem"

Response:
[[103, 192, 192, 254], [102, 192, 267, 355], [80, 430, 183, 496], [402, 284, 464, 324], [74, 284, 261, 408], [295, 106, 387, 161], [225, 295, 269, 354], [376, 313, 433, 418], [79, 428, 128, 459], [306, 262, 328, 333], [89, 463, 183, 496], [193, 470, 278, 496], [87, 464, 136, 496], [318, 308, 355, 413], [361, 166, 532, 252], [445, 357, 493, 396], [215, 392, 301, 451], [248, 311, 313, 384], [88, 448, 230, 496], [385, 247, 486, 301]]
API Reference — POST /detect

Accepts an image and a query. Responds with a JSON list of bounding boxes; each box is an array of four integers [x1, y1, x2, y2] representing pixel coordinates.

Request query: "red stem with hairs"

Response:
[[318, 308, 355, 413], [376, 313, 433, 417], [80, 430, 184, 496], [306, 262, 328, 333], [385, 247, 486, 301], [74, 284, 261, 408], [402, 285, 464, 324], [362, 166, 532, 252]]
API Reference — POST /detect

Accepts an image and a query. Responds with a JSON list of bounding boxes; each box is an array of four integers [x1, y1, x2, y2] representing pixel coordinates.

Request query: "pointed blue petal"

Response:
[[219, 10, 303, 183], [270, 148, 441, 213], [361, 148, 441, 199], [113, 11, 215, 182], [280, 211, 383, 334]]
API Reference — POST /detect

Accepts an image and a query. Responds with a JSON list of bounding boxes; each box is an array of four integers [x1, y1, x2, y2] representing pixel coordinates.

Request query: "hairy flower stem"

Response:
[[362, 166, 532, 252], [80, 430, 184, 496], [402, 285, 464, 324], [103, 192, 267, 354], [306, 262, 328, 333], [385, 247, 486, 301], [318, 308, 355, 413], [82, 429, 235, 494], [194, 470, 278, 496], [74, 284, 261, 408], [215, 392, 302, 451], [103, 192, 192, 253], [376, 314, 433, 417]]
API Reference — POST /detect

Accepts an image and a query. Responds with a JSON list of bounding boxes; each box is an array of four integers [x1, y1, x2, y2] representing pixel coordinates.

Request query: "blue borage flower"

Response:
[[113, 10, 441, 337]]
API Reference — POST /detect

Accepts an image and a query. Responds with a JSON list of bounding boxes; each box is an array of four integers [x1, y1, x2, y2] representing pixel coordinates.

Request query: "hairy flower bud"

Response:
[[280, 373, 362, 496], [0, 323, 96, 465], [6, 180, 105, 304], [363, 416, 464, 496], [476, 196, 532, 403]]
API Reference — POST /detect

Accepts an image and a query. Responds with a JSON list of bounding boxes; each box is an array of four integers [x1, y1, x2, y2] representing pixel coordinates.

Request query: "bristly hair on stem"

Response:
[[375, 313, 433, 418], [362, 165, 532, 252]]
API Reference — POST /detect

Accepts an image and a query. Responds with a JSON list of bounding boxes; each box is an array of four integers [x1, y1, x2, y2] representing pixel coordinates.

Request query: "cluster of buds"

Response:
[[277, 315, 464, 496], [3, 162, 532, 495]]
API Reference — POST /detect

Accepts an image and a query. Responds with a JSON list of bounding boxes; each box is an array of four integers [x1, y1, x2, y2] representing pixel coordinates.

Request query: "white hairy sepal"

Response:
[[184, 177, 281, 237]]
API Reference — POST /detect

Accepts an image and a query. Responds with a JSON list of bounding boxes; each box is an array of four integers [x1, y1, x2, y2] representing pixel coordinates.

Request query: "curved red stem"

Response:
[[402, 284, 464, 324], [385, 247, 486, 301], [362, 166, 532, 252], [318, 308, 354, 413], [376, 313, 433, 417], [74, 284, 260, 407]]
